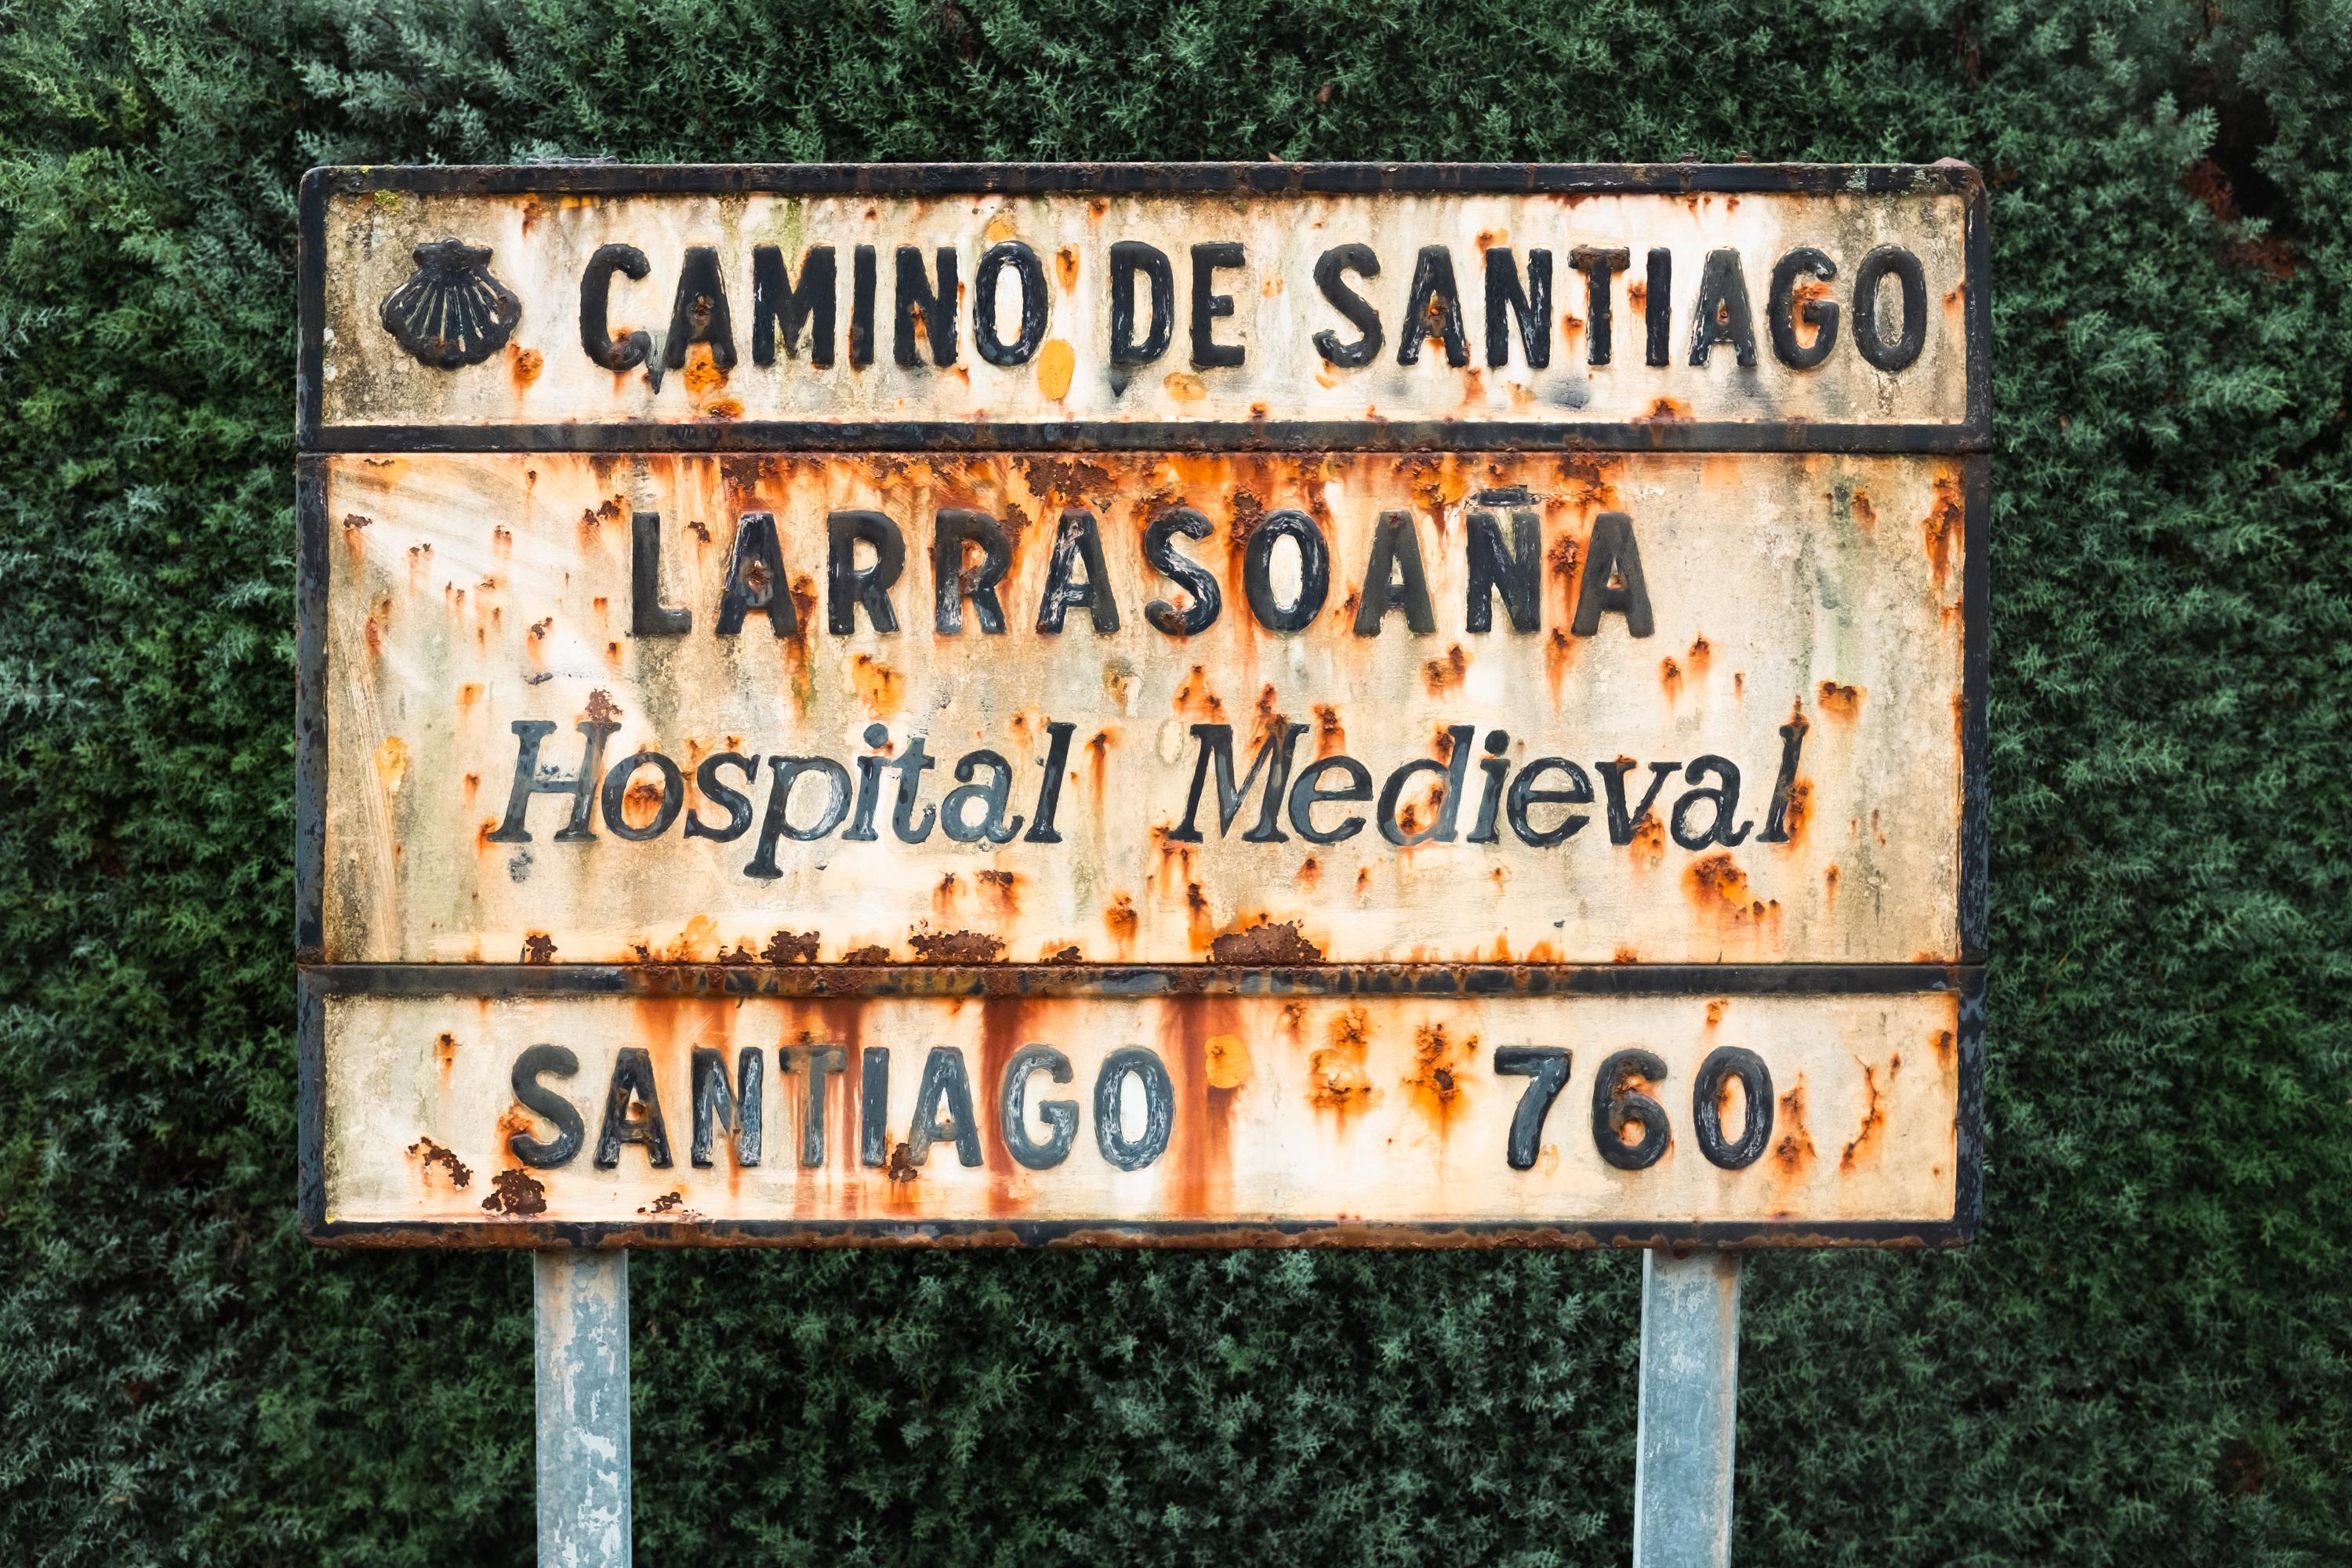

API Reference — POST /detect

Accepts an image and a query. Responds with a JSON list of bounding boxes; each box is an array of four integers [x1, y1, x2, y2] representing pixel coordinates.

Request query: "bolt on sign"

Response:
[[297, 164, 1987, 1247]]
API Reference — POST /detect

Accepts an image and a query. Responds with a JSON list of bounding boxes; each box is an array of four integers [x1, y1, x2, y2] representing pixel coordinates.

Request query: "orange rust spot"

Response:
[[1660, 655, 1682, 702], [583, 688, 621, 724], [1313, 704, 1346, 757], [885, 1142, 919, 1183], [1544, 626, 1575, 699], [1629, 811, 1666, 868], [1297, 856, 1320, 889], [1704, 1000, 1727, 1027], [520, 933, 557, 964], [1054, 247, 1079, 289], [1779, 779, 1813, 846], [1421, 644, 1468, 694], [1642, 397, 1690, 421], [1824, 861, 1840, 909], [1626, 281, 1646, 308], [1841, 1062, 1887, 1170], [853, 653, 905, 717], [1849, 489, 1877, 530], [1924, 474, 1964, 586], [1611, 945, 1641, 964], [933, 872, 960, 916], [841, 944, 891, 964], [1204, 1033, 1251, 1090], [1932, 1029, 1955, 1071], [1310, 1007, 1378, 1116], [1688, 853, 1752, 913], [1817, 681, 1864, 717], [372, 735, 409, 793], [509, 345, 543, 387], [1172, 665, 1225, 719], [1686, 636, 1711, 677], [977, 868, 1018, 915], [1035, 339, 1076, 401], [1403, 1021, 1475, 1132], [1103, 894, 1138, 947]]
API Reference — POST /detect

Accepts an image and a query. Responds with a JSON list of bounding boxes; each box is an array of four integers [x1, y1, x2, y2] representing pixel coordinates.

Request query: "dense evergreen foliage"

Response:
[[2, 0, 2347, 1560]]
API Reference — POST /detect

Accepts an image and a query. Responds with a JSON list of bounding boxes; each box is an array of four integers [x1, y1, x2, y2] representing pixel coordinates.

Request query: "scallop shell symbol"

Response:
[[379, 239, 522, 369]]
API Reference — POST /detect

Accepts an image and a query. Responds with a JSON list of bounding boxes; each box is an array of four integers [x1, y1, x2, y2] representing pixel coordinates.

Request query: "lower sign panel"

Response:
[[307, 983, 1976, 1244]]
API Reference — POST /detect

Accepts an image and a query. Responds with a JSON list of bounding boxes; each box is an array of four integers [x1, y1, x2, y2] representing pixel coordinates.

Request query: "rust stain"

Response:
[[1817, 681, 1864, 718], [1642, 397, 1691, 421], [1036, 339, 1076, 401], [1923, 474, 1964, 586], [480, 1167, 547, 1216], [1686, 635, 1711, 678], [763, 930, 818, 964], [1841, 1061, 1887, 1171], [1773, 1080, 1816, 1174], [1103, 894, 1138, 951], [841, 944, 891, 964], [977, 868, 1018, 915], [372, 735, 409, 793], [1402, 1020, 1475, 1133], [885, 1142, 919, 1183], [583, 688, 621, 724], [1204, 1032, 1251, 1090], [406, 1137, 474, 1189], [1686, 852, 1752, 913], [1629, 811, 1666, 869], [509, 345, 544, 388], [1933, 1029, 1955, 1071], [1660, 655, 1682, 703], [1310, 1007, 1378, 1117], [1172, 665, 1224, 719], [1054, 247, 1079, 290], [1824, 862, 1840, 910], [520, 933, 557, 964], [852, 653, 905, 717], [1208, 920, 1323, 964], [907, 927, 1007, 964], [1313, 704, 1346, 757], [1421, 644, 1468, 694], [1611, 945, 1641, 964], [933, 871, 961, 918]]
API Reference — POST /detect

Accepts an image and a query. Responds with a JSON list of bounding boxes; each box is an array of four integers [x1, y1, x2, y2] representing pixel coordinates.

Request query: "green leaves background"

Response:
[[1, 0, 2347, 1561]]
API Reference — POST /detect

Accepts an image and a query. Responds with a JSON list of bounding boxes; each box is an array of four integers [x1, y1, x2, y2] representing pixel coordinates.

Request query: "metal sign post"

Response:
[[1634, 1250, 1742, 1566], [534, 1250, 631, 1568], [292, 162, 1987, 1567]]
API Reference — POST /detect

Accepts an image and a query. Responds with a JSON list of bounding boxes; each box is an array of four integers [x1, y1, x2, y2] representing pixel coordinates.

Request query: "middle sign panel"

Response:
[[320, 449, 1965, 969]]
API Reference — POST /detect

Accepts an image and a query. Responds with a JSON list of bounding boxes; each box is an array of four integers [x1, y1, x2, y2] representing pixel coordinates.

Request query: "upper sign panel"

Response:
[[300, 165, 1987, 452]]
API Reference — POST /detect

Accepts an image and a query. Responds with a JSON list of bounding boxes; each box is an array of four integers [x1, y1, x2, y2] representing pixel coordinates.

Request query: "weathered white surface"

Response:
[[320, 450, 1965, 966], [322, 989, 1962, 1232], [319, 187, 1969, 432]]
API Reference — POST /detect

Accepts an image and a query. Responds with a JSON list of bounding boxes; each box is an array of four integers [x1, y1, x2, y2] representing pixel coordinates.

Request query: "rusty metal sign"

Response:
[[298, 164, 1986, 1248]]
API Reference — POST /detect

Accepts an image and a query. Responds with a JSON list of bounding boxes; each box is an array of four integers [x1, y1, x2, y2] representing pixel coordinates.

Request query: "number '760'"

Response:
[[1492, 1047, 1775, 1171]]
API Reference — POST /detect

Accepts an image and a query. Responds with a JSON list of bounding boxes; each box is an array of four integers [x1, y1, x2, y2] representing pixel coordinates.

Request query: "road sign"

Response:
[[298, 164, 1985, 1248]]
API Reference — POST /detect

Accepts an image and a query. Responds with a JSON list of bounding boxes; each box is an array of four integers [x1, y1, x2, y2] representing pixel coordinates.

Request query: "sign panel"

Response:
[[298, 165, 1985, 1248]]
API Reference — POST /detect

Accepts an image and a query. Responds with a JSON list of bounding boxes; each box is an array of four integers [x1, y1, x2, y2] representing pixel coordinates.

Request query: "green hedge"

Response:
[[2, 0, 2348, 1561]]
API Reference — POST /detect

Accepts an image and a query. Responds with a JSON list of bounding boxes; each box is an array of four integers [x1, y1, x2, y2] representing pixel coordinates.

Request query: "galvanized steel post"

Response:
[[535, 1250, 632, 1568], [1632, 1250, 1741, 1568]]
